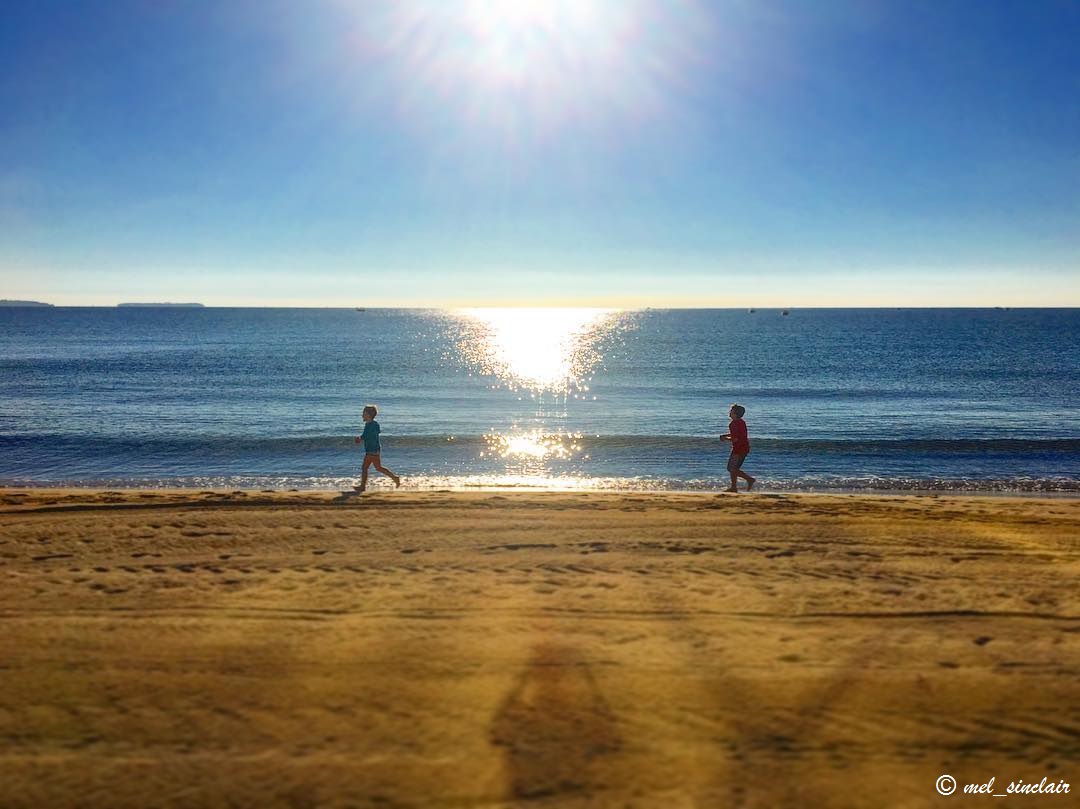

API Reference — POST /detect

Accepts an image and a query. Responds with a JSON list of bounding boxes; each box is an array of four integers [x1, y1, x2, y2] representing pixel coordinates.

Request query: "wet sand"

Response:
[[1, 488, 1077, 808]]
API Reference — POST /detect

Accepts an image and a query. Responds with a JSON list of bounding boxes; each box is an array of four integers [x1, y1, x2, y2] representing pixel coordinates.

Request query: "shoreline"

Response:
[[3, 487, 1077, 807], [2, 484, 1077, 500]]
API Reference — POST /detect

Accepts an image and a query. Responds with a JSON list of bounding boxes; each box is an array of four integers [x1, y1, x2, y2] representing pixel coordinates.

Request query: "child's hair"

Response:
[[363, 405, 378, 419], [730, 404, 746, 418]]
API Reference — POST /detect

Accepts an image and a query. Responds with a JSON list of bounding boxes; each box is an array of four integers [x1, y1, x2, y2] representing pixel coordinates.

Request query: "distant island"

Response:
[[117, 302, 205, 308], [0, 299, 54, 307]]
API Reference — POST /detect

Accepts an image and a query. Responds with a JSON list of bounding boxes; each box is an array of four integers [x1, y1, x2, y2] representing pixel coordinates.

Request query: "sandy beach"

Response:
[[0, 488, 1076, 808]]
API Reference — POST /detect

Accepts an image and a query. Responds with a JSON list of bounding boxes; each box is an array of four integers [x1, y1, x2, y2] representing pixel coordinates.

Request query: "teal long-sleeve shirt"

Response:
[[361, 420, 381, 453]]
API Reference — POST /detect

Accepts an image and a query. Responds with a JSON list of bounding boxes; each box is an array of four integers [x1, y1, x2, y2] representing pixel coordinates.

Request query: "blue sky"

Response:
[[1, 0, 1078, 306]]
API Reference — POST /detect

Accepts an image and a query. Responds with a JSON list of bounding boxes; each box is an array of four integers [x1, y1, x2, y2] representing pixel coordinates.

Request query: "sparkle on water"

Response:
[[455, 308, 618, 393], [445, 307, 628, 482], [483, 430, 583, 461]]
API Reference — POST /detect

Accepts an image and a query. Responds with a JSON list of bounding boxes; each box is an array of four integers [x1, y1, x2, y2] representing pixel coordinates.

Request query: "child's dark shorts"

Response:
[[727, 451, 748, 472]]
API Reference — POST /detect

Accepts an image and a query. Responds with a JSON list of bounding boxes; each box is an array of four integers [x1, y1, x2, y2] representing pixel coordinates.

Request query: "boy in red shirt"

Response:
[[720, 403, 756, 493]]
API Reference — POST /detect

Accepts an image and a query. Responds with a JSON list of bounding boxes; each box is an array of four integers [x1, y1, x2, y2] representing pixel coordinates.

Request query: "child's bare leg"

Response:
[[375, 462, 401, 487], [726, 471, 739, 492], [357, 458, 372, 491], [737, 470, 756, 490]]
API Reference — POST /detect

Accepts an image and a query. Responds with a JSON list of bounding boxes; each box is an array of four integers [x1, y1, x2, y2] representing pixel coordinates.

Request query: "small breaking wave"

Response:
[[3, 473, 1075, 494]]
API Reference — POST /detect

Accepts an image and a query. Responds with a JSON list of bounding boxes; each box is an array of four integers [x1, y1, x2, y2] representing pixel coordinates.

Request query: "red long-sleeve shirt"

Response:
[[729, 418, 750, 454]]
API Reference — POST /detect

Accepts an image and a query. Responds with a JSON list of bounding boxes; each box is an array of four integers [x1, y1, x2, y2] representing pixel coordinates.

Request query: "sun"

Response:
[[466, 0, 561, 32], [460, 0, 615, 87], [360, 1, 709, 139]]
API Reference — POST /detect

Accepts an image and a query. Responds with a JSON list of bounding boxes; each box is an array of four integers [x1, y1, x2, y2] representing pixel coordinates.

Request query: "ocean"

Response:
[[1, 307, 1077, 492]]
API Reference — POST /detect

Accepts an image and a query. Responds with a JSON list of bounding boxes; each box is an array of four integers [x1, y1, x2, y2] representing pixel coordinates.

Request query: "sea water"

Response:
[[1, 307, 1077, 491]]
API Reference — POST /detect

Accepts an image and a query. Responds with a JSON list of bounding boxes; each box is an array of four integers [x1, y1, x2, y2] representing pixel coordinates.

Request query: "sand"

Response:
[[0, 488, 1077, 808]]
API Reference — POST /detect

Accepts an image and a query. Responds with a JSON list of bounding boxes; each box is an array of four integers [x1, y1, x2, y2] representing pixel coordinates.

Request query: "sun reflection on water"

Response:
[[444, 307, 631, 485], [454, 307, 618, 393], [483, 430, 583, 461]]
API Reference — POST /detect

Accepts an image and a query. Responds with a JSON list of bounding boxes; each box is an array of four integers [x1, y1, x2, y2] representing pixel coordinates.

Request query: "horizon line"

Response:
[[3, 302, 1079, 310]]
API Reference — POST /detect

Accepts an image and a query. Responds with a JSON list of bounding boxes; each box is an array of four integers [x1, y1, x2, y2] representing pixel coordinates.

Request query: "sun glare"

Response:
[[484, 429, 582, 461], [363, 1, 709, 139], [463, 0, 606, 82], [468, 0, 562, 33], [454, 307, 618, 393], [441, 307, 628, 483]]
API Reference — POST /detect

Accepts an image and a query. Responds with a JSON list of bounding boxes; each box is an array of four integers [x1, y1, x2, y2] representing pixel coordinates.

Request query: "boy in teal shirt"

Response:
[[354, 405, 401, 492]]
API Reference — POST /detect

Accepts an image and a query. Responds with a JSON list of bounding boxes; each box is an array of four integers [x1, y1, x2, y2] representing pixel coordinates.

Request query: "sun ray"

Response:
[[353, 0, 712, 142]]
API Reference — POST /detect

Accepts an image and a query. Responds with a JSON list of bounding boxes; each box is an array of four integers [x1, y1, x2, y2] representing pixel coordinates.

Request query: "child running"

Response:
[[720, 403, 756, 493], [354, 405, 401, 492]]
